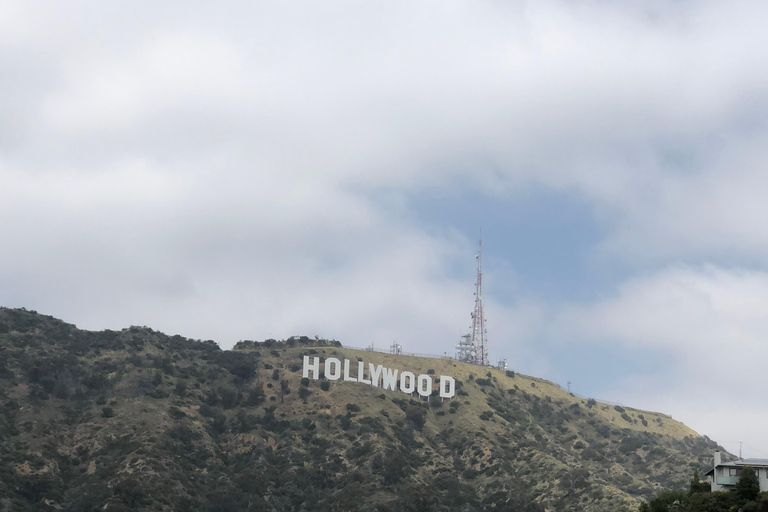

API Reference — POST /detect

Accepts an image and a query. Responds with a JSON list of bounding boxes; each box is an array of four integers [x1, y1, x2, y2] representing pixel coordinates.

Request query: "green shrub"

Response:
[[146, 388, 169, 399], [619, 436, 643, 454], [479, 411, 494, 421], [219, 387, 239, 409], [405, 406, 426, 430], [463, 468, 479, 480], [245, 384, 265, 406], [199, 403, 216, 418], [169, 406, 186, 420]]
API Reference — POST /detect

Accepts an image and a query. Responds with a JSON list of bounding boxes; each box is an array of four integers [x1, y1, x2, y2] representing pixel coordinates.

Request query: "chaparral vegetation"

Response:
[[0, 307, 722, 512]]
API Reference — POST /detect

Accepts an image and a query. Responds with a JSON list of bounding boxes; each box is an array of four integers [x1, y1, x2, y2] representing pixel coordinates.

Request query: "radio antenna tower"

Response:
[[456, 237, 489, 366]]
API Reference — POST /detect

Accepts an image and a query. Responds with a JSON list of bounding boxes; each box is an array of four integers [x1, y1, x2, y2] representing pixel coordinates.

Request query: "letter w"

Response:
[[381, 367, 399, 391]]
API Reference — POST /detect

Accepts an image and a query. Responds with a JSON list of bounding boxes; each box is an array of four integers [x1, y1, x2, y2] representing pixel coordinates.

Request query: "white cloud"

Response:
[[4, 0, 768, 455], [552, 265, 768, 453], [0, 159, 183, 209], [43, 33, 245, 136]]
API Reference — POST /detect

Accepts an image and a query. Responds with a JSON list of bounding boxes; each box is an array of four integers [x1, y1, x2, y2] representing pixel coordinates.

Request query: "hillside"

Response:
[[0, 308, 721, 511]]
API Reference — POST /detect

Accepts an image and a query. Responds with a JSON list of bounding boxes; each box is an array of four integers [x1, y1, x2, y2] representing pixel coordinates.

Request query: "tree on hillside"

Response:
[[689, 469, 710, 495], [646, 490, 687, 512], [639, 468, 768, 512], [736, 465, 760, 503]]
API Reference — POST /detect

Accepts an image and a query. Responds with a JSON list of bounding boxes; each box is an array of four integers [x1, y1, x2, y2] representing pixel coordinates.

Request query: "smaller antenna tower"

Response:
[[390, 341, 402, 355], [455, 333, 475, 363]]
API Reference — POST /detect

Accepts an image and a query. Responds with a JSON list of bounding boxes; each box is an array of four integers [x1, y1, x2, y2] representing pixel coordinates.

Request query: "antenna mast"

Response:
[[456, 236, 489, 366], [472, 237, 488, 366]]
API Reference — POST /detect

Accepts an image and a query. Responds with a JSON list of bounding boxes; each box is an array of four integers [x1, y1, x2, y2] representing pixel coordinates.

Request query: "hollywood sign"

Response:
[[302, 356, 456, 399]]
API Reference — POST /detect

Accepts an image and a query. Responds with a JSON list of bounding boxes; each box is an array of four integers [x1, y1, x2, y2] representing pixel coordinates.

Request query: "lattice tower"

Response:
[[456, 238, 489, 365]]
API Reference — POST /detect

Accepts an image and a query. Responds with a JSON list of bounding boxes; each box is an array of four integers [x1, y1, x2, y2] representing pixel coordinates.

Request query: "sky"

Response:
[[2, 0, 768, 458]]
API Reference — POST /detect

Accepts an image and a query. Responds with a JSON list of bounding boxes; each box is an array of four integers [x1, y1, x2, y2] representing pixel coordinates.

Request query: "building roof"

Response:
[[736, 458, 768, 466], [705, 458, 768, 477]]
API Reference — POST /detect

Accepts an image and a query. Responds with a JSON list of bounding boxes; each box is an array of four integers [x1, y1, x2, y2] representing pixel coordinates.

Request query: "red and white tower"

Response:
[[456, 237, 489, 366]]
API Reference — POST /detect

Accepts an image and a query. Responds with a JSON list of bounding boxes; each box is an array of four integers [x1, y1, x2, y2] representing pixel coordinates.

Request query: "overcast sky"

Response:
[[3, 0, 768, 458]]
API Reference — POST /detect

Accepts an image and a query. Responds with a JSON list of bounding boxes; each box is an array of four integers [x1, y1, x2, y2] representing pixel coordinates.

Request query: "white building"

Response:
[[705, 450, 768, 492]]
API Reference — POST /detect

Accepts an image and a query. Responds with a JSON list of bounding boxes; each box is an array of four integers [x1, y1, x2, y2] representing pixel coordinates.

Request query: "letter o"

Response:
[[417, 374, 432, 397], [325, 358, 341, 380], [400, 371, 415, 394]]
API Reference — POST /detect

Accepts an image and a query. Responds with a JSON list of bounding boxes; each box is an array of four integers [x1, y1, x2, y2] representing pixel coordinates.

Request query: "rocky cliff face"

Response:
[[0, 308, 720, 511]]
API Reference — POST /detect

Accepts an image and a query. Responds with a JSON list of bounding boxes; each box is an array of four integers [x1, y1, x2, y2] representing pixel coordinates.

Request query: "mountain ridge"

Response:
[[0, 307, 721, 511]]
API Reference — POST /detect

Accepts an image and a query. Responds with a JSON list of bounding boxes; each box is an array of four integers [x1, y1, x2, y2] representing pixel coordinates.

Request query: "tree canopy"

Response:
[[642, 467, 768, 512]]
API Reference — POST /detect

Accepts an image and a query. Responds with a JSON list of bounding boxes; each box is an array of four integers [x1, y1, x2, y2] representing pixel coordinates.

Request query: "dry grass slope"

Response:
[[0, 308, 721, 512]]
